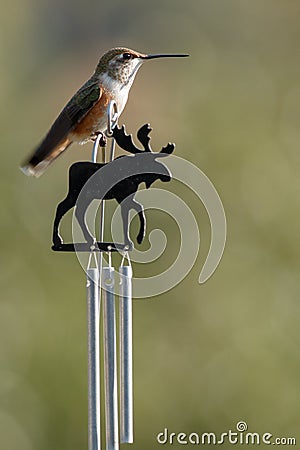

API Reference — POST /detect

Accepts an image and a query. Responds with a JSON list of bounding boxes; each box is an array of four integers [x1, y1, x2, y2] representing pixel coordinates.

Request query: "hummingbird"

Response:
[[21, 47, 188, 177]]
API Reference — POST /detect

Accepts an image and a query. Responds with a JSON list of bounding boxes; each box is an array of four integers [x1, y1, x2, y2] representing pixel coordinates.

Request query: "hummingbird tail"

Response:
[[21, 138, 72, 177]]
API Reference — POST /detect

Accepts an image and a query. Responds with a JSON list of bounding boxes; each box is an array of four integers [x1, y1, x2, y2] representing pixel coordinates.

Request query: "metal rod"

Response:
[[98, 145, 106, 291], [92, 101, 119, 450], [109, 137, 116, 162], [119, 265, 133, 444], [102, 267, 119, 450], [98, 200, 105, 289], [92, 134, 102, 163], [87, 268, 101, 450], [106, 101, 118, 137], [99, 144, 107, 245]]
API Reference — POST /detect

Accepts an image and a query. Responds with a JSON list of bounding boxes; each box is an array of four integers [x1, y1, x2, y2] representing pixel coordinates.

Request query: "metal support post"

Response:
[[119, 265, 133, 443], [87, 268, 101, 450], [102, 266, 119, 450]]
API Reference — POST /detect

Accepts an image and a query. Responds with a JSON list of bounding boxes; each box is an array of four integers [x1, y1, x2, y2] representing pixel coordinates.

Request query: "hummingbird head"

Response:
[[94, 47, 189, 89]]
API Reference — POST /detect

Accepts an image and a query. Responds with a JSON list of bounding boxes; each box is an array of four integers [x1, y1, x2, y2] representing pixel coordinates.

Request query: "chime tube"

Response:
[[119, 265, 133, 443], [102, 267, 119, 450], [86, 269, 101, 450]]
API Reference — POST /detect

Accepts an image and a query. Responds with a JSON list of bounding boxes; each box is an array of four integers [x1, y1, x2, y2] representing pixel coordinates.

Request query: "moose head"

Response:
[[113, 123, 174, 187], [52, 124, 175, 250]]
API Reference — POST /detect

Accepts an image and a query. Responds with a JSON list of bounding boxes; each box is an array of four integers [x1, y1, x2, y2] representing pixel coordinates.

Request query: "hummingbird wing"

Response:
[[21, 79, 102, 176]]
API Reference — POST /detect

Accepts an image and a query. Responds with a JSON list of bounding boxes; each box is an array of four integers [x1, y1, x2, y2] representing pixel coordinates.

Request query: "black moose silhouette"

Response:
[[52, 124, 174, 250]]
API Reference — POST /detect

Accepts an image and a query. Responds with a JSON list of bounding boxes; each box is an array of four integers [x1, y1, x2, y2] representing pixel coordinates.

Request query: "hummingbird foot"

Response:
[[91, 131, 107, 148]]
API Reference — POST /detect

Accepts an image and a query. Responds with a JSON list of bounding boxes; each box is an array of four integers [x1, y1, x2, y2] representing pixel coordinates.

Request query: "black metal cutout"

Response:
[[52, 124, 175, 252], [52, 242, 130, 252]]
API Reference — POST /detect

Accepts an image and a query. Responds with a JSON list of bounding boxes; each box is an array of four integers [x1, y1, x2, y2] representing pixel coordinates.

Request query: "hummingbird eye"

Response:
[[122, 52, 133, 60]]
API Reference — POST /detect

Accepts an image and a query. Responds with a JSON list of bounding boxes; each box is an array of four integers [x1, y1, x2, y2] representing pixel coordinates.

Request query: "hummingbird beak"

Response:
[[142, 53, 189, 60]]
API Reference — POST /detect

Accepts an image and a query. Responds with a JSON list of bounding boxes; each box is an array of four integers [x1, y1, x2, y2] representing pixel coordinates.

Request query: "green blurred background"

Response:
[[1, 0, 300, 448]]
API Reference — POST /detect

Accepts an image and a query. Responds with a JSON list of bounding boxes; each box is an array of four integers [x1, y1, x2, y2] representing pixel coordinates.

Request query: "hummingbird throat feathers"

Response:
[[97, 59, 143, 115], [100, 58, 143, 90]]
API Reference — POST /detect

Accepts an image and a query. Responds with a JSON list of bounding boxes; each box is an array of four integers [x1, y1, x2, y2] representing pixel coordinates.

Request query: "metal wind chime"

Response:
[[51, 101, 175, 450]]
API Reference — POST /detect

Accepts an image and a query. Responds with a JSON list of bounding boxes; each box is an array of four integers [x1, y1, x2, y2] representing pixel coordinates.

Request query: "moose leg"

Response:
[[133, 199, 146, 244], [53, 195, 75, 246], [74, 200, 95, 244], [120, 197, 146, 246], [120, 198, 133, 248]]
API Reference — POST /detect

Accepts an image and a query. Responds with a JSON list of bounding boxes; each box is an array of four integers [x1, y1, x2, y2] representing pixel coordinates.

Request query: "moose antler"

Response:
[[113, 125, 143, 154], [156, 142, 175, 157], [113, 123, 155, 154], [113, 124, 175, 157], [137, 124, 152, 152]]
